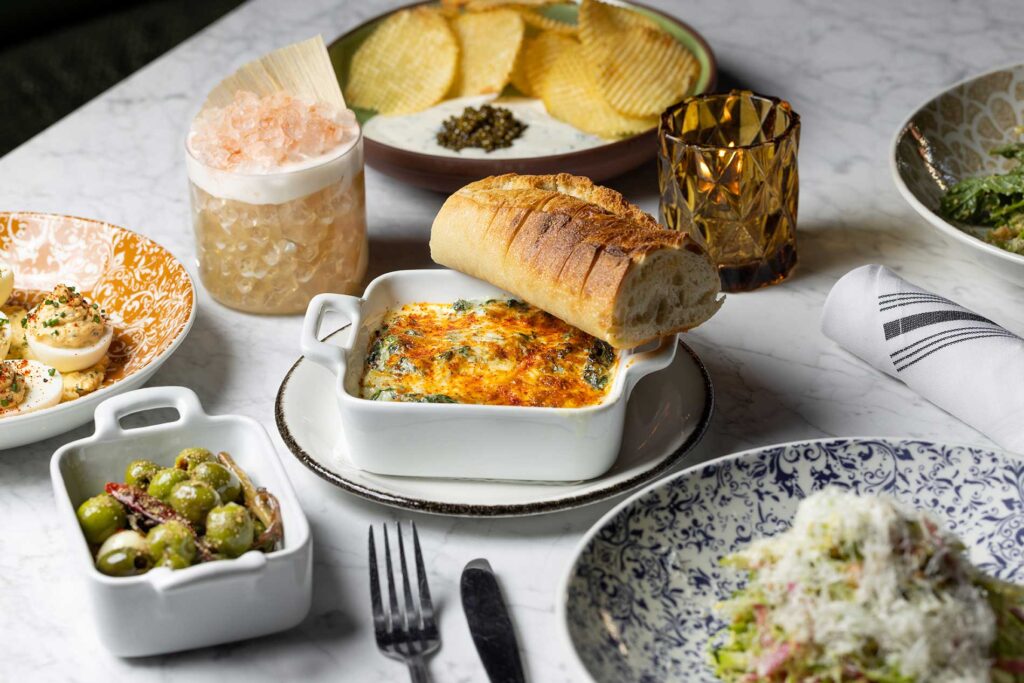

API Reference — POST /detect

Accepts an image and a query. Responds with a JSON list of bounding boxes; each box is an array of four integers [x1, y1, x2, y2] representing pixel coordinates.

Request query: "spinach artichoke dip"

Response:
[[359, 299, 618, 407]]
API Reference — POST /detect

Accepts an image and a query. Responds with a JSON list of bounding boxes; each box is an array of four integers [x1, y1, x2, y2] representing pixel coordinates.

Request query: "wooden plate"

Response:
[[329, 1, 717, 192]]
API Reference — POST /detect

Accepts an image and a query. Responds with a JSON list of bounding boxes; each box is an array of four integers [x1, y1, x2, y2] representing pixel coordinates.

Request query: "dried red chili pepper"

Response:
[[105, 482, 216, 561]]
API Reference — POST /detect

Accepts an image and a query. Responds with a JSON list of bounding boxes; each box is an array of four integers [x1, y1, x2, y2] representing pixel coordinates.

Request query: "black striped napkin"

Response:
[[822, 265, 1022, 453]]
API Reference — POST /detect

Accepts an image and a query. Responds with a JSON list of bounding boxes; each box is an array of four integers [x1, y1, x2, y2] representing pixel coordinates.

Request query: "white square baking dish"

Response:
[[50, 386, 312, 657], [300, 269, 678, 482]]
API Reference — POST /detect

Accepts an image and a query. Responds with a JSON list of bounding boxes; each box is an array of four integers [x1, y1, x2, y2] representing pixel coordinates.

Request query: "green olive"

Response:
[[76, 493, 126, 545], [95, 530, 153, 576], [191, 461, 241, 504], [147, 521, 197, 569], [174, 447, 215, 472], [168, 480, 221, 529], [147, 467, 188, 501], [124, 459, 161, 488], [204, 503, 254, 558]]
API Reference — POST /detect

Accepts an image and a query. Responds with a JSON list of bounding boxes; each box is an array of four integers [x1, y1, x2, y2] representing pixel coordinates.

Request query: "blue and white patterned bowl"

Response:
[[559, 438, 1024, 682]]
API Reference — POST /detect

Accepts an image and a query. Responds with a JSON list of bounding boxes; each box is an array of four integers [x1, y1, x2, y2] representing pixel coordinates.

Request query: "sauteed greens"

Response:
[[940, 133, 1024, 255]]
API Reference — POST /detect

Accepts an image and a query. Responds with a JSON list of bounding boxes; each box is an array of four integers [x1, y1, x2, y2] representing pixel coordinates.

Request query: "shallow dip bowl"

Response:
[[299, 269, 679, 482]]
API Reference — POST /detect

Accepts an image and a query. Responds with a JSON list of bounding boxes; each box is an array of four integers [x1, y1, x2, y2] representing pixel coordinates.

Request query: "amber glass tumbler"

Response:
[[658, 90, 800, 292]]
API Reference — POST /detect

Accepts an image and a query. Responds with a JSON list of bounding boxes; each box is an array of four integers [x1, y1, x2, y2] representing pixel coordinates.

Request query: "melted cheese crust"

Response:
[[359, 300, 617, 408]]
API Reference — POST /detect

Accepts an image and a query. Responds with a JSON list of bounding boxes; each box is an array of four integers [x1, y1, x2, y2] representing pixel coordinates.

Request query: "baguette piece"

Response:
[[430, 173, 722, 348]]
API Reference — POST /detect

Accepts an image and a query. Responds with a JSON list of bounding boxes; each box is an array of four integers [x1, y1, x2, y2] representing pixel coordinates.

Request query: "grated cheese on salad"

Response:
[[710, 489, 1024, 683]]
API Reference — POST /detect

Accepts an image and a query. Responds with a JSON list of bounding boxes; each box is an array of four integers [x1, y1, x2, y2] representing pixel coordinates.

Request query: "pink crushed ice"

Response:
[[189, 91, 358, 172]]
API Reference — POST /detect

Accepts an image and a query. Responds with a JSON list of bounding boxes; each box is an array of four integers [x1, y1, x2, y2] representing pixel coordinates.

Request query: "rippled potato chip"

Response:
[[345, 8, 458, 114], [579, 0, 658, 32], [522, 31, 577, 97], [464, 0, 559, 10], [517, 8, 577, 34], [450, 9, 525, 97], [579, 0, 698, 117], [539, 42, 657, 138], [510, 37, 535, 96]]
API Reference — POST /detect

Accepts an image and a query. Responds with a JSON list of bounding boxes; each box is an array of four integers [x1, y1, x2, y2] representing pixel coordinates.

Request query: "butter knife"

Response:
[[460, 559, 526, 683]]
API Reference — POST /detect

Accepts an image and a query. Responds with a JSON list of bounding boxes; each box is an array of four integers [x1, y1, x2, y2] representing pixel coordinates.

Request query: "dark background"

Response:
[[0, 0, 244, 156]]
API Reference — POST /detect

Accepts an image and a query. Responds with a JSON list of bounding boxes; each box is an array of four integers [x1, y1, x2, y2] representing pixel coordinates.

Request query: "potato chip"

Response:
[[539, 42, 657, 138], [450, 9, 525, 97], [517, 8, 577, 34], [345, 8, 458, 114], [579, 0, 698, 117], [464, 0, 559, 10], [523, 31, 577, 96], [579, 0, 658, 32], [509, 36, 535, 96]]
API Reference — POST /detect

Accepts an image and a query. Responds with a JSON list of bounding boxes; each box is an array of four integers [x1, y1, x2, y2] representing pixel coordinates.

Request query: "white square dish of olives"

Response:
[[50, 385, 312, 657]]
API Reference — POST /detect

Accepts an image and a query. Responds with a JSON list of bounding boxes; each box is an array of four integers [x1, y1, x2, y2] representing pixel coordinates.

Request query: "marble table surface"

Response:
[[2, 0, 1022, 680]]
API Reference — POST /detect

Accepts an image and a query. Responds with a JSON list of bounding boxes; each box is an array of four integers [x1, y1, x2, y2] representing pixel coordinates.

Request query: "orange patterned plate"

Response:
[[0, 212, 196, 449]]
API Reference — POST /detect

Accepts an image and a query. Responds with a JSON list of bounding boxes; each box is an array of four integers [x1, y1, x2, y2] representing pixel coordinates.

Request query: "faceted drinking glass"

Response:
[[187, 137, 368, 314], [658, 90, 800, 292]]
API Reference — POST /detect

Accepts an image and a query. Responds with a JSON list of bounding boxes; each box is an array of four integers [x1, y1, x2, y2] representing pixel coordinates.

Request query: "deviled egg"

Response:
[[0, 359, 63, 415], [25, 284, 113, 373]]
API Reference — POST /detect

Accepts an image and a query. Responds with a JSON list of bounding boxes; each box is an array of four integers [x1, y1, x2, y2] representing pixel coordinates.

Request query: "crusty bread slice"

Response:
[[430, 173, 722, 348]]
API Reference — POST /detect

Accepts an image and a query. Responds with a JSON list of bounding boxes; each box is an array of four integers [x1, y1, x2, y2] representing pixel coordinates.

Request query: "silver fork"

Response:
[[368, 522, 441, 682]]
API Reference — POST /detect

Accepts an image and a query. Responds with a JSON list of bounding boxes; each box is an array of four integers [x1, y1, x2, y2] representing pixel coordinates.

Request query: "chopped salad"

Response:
[[710, 489, 1024, 682]]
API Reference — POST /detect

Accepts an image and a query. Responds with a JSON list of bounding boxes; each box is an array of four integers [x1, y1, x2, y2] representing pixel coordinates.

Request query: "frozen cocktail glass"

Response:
[[186, 91, 367, 314]]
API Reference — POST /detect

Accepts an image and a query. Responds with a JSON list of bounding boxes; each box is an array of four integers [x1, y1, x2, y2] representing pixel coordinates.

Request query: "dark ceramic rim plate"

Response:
[[328, 1, 719, 192], [274, 334, 714, 516]]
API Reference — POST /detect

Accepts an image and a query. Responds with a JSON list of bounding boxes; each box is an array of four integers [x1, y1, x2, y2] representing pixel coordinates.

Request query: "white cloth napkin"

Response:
[[822, 264, 1024, 453]]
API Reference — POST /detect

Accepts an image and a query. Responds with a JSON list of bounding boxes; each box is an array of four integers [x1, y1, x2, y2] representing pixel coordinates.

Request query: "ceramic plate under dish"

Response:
[[329, 1, 717, 192], [275, 331, 712, 517], [0, 213, 195, 450], [560, 437, 1024, 682], [892, 63, 1024, 286]]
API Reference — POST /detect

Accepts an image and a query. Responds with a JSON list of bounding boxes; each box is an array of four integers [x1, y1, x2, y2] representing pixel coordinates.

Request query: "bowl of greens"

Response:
[[892, 64, 1024, 286]]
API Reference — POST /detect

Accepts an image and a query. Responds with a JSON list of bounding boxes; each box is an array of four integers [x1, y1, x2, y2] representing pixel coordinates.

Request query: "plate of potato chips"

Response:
[[330, 0, 717, 191]]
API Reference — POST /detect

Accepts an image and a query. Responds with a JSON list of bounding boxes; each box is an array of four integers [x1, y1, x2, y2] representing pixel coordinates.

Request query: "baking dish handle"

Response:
[[300, 293, 362, 377], [92, 386, 206, 441], [623, 334, 679, 396]]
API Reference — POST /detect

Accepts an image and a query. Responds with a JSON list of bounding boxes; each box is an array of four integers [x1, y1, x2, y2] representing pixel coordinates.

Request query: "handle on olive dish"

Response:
[[624, 334, 679, 396], [92, 386, 206, 441], [300, 293, 363, 376]]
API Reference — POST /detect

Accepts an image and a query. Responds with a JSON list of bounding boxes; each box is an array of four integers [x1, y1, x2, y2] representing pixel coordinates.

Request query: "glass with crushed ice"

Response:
[[186, 91, 367, 314]]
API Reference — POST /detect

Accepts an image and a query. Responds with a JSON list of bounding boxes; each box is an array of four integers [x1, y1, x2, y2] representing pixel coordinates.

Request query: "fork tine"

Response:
[[368, 526, 386, 633], [412, 522, 437, 631], [382, 524, 401, 634], [396, 522, 420, 631]]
